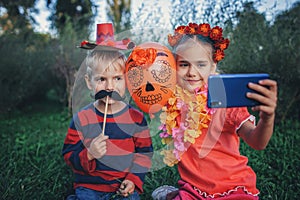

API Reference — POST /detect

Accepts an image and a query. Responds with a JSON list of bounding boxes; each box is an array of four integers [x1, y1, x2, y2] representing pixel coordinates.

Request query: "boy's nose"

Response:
[[106, 80, 114, 91]]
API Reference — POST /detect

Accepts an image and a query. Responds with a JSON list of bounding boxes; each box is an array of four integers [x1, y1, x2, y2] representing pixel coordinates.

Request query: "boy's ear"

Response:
[[85, 74, 93, 90]]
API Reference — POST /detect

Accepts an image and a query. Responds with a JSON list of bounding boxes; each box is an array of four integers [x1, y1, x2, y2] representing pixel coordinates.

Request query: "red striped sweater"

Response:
[[62, 103, 153, 193]]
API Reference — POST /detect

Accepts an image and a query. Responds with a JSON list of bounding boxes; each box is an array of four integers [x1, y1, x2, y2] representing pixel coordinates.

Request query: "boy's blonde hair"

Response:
[[85, 50, 126, 78]]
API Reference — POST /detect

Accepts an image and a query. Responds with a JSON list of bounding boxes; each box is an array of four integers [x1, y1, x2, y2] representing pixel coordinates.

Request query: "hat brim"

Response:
[[78, 41, 135, 51]]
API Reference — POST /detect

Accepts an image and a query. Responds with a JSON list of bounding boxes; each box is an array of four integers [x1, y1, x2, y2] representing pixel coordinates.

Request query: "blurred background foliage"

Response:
[[0, 0, 299, 120]]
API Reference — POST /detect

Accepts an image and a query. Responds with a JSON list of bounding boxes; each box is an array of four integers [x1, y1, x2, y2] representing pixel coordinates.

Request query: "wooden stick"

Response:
[[101, 96, 109, 135]]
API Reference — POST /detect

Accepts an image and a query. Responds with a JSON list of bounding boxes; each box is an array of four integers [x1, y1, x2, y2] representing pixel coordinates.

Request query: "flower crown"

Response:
[[168, 23, 230, 63]]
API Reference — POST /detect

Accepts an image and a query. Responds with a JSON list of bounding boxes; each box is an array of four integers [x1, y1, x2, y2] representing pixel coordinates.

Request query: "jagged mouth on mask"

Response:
[[140, 94, 162, 105]]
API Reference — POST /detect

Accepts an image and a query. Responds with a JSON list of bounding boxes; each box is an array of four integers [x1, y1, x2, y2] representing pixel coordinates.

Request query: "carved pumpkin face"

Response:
[[125, 42, 176, 113]]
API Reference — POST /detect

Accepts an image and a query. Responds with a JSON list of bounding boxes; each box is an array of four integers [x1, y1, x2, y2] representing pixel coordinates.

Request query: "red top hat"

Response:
[[79, 23, 135, 51]]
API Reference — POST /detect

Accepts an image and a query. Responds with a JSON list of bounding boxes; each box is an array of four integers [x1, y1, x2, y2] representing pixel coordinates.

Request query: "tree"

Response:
[[170, 0, 251, 27], [0, 0, 37, 33], [106, 0, 131, 32], [0, 0, 60, 112], [47, 0, 95, 113], [129, 0, 262, 46], [221, 2, 300, 121], [48, 0, 94, 38], [51, 17, 86, 114], [267, 2, 300, 120], [0, 31, 56, 112], [220, 2, 269, 73]]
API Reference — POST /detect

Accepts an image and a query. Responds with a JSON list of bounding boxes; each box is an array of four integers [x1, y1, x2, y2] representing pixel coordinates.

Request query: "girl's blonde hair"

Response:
[[174, 35, 215, 63], [85, 50, 126, 78]]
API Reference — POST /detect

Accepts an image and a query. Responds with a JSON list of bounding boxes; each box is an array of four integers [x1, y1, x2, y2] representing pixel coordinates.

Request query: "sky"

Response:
[[32, 0, 299, 34]]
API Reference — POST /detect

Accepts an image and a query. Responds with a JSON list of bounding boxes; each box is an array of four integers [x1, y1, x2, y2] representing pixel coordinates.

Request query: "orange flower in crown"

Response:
[[175, 26, 186, 34], [187, 23, 198, 34], [168, 23, 230, 63], [210, 26, 223, 40], [214, 38, 230, 51], [198, 23, 211, 36], [214, 49, 225, 63], [131, 47, 157, 67]]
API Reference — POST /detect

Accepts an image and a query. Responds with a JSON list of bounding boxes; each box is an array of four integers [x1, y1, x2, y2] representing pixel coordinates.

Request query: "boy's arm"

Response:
[[126, 117, 153, 193], [62, 118, 97, 172], [238, 79, 277, 150]]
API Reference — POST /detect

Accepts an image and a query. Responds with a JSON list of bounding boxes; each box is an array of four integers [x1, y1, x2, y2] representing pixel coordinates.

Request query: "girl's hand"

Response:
[[117, 179, 135, 197], [247, 79, 277, 120], [87, 134, 109, 160]]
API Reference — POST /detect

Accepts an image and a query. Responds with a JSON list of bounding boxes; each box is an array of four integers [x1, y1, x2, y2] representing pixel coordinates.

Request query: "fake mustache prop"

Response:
[[94, 90, 125, 101]]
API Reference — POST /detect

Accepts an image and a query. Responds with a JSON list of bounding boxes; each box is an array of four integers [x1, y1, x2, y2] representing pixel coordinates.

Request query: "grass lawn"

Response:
[[1, 101, 299, 199]]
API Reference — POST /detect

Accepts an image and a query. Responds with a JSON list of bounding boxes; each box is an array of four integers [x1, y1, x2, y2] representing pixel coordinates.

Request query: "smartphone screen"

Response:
[[207, 73, 270, 108]]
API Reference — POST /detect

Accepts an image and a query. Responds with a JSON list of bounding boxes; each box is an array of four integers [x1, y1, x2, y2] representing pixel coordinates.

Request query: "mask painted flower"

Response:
[[131, 47, 157, 67]]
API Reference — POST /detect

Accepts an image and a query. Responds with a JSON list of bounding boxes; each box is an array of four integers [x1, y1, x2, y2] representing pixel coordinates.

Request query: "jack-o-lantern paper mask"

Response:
[[125, 42, 176, 113]]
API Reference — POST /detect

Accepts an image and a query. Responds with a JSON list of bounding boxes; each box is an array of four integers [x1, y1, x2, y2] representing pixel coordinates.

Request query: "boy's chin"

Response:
[[105, 98, 117, 104], [98, 98, 115, 105]]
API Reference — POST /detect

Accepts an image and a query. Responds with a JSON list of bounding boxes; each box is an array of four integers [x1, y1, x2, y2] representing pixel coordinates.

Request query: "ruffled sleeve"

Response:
[[226, 107, 255, 132]]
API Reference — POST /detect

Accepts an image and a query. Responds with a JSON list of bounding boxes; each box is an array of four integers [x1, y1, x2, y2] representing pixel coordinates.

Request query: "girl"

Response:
[[157, 23, 277, 200]]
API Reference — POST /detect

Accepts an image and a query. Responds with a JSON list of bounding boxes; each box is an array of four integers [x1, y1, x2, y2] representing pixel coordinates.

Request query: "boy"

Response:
[[63, 24, 153, 200]]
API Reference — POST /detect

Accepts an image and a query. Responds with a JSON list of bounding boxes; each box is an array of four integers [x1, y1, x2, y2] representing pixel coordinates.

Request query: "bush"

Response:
[[0, 32, 56, 113]]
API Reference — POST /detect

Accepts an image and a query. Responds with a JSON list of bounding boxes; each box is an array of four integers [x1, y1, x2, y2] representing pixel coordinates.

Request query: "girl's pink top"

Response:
[[178, 107, 259, 197]]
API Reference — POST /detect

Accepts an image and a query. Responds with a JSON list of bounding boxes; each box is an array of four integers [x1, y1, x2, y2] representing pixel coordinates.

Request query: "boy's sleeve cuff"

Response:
[[79, 148, 96, 172], [125, 173, 144, 194]]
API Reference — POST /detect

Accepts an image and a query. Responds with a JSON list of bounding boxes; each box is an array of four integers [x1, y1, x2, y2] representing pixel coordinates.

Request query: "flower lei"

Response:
[[168, 23, 230, 63], [159, 85, 215, 167]]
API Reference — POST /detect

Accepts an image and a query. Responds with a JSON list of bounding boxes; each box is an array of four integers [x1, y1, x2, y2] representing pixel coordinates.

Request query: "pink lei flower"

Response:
[[159, 85, 214, 166]]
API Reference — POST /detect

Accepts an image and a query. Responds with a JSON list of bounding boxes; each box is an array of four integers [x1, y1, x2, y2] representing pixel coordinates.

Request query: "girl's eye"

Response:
[[198, 64, 206, 67]]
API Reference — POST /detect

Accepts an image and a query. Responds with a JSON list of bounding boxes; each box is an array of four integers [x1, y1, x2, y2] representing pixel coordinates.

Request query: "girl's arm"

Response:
[[238, 79, 277, 150]]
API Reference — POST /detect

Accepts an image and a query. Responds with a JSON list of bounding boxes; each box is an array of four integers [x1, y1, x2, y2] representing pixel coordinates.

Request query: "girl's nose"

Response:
[[186, 65, 197, 77]]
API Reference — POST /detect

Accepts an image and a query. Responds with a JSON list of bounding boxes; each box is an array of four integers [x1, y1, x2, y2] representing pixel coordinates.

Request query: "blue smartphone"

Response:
[[207, 73, 270, 108]]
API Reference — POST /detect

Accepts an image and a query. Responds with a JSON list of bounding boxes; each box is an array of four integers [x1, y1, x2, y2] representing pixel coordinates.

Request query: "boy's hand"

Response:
[[247, 79, 277, 120], [117, 179, 135, 197], [87, 134, 109, 160]]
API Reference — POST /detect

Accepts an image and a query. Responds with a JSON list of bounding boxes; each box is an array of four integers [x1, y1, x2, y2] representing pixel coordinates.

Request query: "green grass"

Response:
[[1, 101, 299, 199]]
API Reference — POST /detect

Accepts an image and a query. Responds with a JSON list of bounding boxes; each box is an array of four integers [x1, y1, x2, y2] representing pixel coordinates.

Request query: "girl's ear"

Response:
[[210, 63, 217, 74], [85, 74, 93, 90]]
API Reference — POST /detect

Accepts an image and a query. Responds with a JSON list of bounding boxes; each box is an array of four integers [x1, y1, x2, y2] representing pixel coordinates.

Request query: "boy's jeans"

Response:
[[67, 186, 140, 200]]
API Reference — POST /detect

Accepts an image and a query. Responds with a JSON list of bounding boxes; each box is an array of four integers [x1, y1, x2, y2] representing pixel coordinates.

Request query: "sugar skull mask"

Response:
[[125, 42, 176, 113]]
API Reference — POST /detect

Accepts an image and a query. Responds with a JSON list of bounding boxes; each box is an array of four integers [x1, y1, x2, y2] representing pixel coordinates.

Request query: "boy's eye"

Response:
[[179, 62, 189, 67], [95, 77, 105, 82], [115, 76, 122, 81]]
